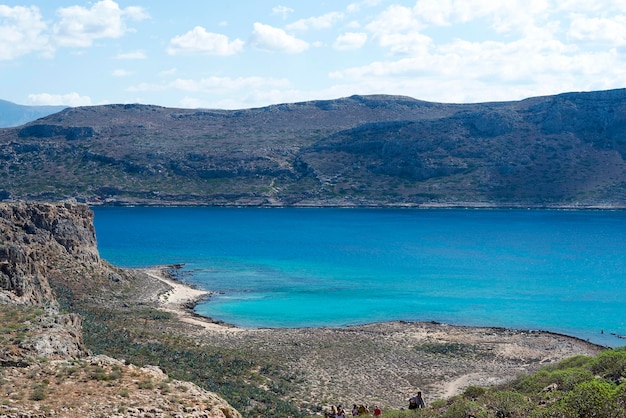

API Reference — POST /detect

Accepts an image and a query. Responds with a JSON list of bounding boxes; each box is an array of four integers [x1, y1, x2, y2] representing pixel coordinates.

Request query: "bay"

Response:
[[92, 207, 626, 347]]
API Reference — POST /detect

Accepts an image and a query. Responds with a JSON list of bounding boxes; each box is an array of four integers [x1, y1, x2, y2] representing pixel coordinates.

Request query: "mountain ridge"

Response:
[[1, 89, 625, 207], [0, 99, 67, 128]]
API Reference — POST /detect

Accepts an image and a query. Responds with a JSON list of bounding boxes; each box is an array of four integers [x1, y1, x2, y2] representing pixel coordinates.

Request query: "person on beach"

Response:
[[325, 405, 337, 418], [336, 405, 346, 418], [373, 405, 382, 417], [409, 391, 426, 409], [351, 404, 359, 416], [358, 404, 369, 415]]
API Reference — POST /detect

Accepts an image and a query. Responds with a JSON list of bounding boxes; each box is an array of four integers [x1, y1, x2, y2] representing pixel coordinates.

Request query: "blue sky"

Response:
[[1, 0, 626, 109]]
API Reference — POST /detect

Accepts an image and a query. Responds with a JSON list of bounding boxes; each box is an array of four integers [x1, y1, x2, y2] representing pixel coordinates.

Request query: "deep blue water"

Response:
[[92, 207, 626, 347]]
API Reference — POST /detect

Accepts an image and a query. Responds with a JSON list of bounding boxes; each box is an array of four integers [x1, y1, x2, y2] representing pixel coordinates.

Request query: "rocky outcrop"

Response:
[[18, 124, 95, 140], [0, 202, 100, 305], [0, 354, 242, 418], [0, 202, 103, 361], [0, 202, 242, 417]]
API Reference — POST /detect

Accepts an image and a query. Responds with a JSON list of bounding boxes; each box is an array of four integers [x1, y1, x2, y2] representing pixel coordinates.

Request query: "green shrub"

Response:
[[463, 385, 486, 400], [442, 398, 483, 418], [137, 378, 154, 389], [561, 380, 619, 418], [557, 354, 593, 370], [615, 383, 626, 413], [29, 381, 48, 401], [549, 368, 595, 392], [29, 388, 46, 401], [486, 391, 531, 417], [513, 369, 554, 394], [591, 349, 626, 382]]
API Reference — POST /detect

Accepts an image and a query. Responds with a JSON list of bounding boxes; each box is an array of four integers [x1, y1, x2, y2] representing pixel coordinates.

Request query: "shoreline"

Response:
[[135, 264, 608, 404], [141, 265, 244, 333], [140, 265, 609, 350]]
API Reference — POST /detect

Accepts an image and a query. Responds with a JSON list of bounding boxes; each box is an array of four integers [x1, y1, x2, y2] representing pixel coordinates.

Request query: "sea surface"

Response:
[[92, 207, 626, 347]]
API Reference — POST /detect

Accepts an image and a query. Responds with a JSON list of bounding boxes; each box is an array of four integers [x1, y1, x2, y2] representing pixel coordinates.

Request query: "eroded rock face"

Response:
[[0, 202, 101, 360], [0, 202, 101, 305]]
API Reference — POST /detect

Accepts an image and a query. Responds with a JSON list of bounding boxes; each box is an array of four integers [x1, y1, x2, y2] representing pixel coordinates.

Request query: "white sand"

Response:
[[142, 267, 244, 333]]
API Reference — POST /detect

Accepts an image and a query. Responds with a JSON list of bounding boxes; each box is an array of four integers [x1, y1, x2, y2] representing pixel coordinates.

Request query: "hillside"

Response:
[[1, 89, 626, 207], [0, 99, 66, 128], [0, 202, 241, 417]]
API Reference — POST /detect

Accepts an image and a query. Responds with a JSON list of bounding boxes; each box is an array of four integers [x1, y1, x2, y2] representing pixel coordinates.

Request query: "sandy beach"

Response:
[[134, 265, 605, 409], [142, 267, 245, 333]]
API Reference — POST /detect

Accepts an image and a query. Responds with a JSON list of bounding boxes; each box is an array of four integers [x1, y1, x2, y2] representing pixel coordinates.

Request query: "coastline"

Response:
[[141, 266, 244, 333], [137, 265, 606, 405], [142, 265, 609, 349]]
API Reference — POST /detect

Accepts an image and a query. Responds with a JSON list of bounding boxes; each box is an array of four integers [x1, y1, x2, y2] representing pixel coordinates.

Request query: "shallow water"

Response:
[[92, 207, 626, 347]]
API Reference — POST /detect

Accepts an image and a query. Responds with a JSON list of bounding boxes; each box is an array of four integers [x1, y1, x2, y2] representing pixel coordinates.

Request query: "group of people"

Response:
[[324, 404, 382, 417], [324, 392, 425, 417]]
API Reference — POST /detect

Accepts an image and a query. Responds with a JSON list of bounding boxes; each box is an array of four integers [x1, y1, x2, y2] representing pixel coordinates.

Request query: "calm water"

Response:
[[92, 207, 626, 347]]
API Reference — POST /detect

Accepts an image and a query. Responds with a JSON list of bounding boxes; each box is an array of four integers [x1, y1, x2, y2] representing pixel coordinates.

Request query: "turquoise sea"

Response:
[[92, 207, 626, 347]]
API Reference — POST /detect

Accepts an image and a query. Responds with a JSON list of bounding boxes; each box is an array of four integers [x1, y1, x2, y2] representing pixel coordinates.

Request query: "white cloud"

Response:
[[286, 12, 344, 31], [333, 32, 368, 50], [568, 15, 626, 45], [128, 76, 291, 95], [0, 5, 50, 60], [179, 96, 206, 109], [52, 0, 148, 48], [249, 22, 309, 53], [116, 50, 146, 59], [112, 69, 133, 77], [27, 92, 92, 106], [272, 5, 294, 19], [411, 0, 550, 30], [167, 26, 244, 56], [365, 5, 432, 54], [159, 68, 177, 76], [367, 4, 424, 35], [347, 0, 384, 13]]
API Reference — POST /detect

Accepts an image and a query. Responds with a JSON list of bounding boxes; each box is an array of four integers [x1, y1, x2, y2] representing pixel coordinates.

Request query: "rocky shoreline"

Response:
[[141, 265, 605, 409]]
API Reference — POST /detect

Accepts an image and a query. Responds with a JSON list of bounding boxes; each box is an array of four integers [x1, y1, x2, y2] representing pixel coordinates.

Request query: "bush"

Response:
[[442, 398, 483, 418], [591, 349, 626, 382], [29, 388, 46, 401], [486, 391, 531, 417], [615, 383, 626, 413], [137, 378, 154, 389], [557, 354, 593, 370], [549, 368, 595, 392], [463, 386, 486, 400], [561, 380, 619, 418]]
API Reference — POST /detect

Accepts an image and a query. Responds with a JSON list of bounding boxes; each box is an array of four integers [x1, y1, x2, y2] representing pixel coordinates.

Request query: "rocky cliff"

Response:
[[0, 202, 97, 362], [0, 202, 100, 306], [0, 202, 241, 418]]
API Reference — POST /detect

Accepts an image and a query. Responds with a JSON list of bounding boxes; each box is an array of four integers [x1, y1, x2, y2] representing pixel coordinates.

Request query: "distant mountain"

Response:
[[0, 99, 66, 128], [0, 90, 625, 208]]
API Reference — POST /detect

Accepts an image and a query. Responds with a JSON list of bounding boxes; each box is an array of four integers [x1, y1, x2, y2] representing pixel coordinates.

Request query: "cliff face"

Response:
[[0, 202, 105, 362], [0, 202, 100, 305]]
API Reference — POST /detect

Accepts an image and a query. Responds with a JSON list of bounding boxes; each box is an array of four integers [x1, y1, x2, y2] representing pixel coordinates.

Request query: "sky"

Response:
[[1, 0, 626, 110]]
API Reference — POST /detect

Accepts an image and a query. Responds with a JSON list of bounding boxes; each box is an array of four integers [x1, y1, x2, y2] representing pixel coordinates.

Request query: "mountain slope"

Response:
[[0, 90, 625, 207], [0, 99, 66, 128]]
